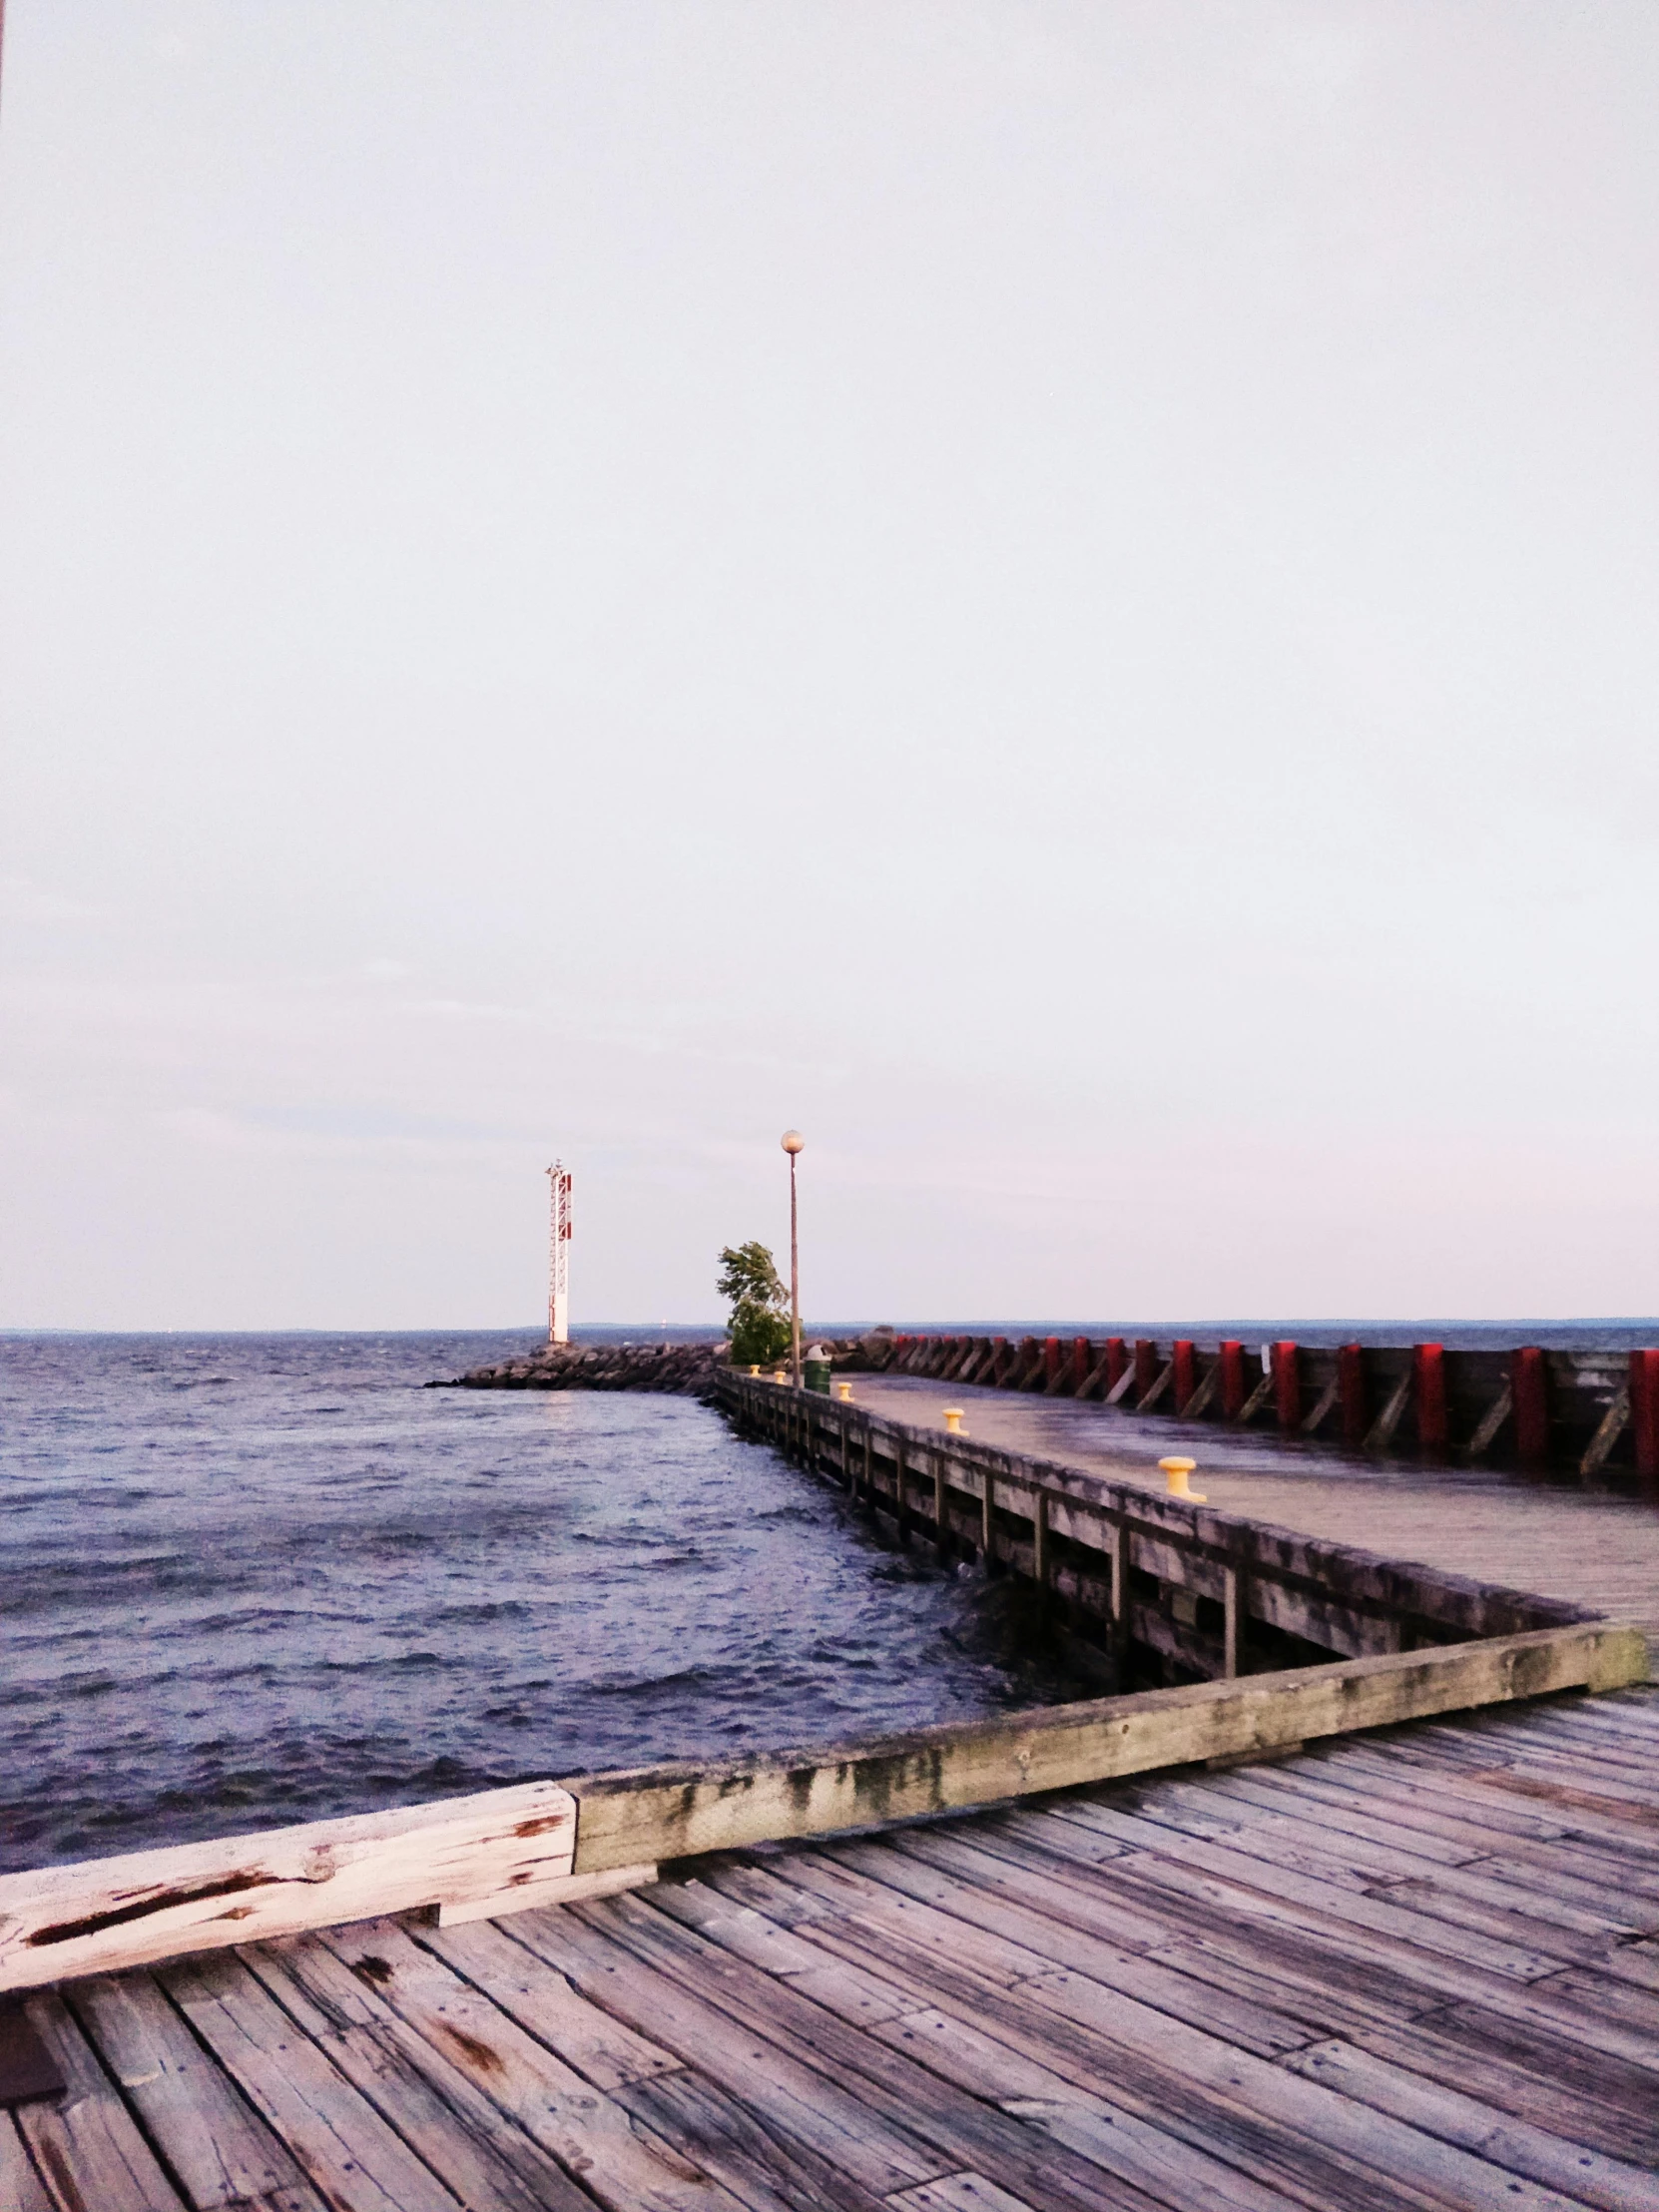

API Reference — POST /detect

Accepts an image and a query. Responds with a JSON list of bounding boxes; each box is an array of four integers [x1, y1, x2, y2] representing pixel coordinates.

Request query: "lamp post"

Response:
[[781, 1129, 805, 1388]]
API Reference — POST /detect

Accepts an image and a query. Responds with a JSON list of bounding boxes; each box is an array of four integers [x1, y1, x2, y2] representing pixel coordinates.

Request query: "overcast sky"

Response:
[[2, 2, 1656, 1330]]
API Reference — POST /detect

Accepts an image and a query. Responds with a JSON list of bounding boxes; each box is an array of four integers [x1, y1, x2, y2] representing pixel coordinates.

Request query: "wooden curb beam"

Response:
[[0, 1784, 639, 1997], [564, 1620, 1644, 1874]]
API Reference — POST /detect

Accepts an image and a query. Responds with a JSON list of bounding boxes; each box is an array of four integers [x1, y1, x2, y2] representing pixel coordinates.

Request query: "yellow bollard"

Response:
[[772, 1369, 787, 1385], [834, 1380, 853, 1402], [1160, 1455, 1206, 1502], [749, 1366, 762, 1378], [943, 1407, 967, 1436]]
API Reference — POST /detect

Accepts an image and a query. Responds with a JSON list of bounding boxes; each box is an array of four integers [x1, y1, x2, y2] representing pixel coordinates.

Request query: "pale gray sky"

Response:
[[2, 2, 1657, 1329]]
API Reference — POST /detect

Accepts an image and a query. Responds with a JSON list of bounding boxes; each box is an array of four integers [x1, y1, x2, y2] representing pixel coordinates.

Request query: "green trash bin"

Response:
[[804, 1346, 832, 1394]]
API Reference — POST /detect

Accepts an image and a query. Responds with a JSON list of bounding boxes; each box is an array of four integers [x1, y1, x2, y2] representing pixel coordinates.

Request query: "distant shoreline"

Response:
[[5, 1317, 1659, 1352]]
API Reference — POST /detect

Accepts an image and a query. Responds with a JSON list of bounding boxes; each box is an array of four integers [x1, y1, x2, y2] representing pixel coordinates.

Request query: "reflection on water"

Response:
[[0, 1331, 1077, 1872]]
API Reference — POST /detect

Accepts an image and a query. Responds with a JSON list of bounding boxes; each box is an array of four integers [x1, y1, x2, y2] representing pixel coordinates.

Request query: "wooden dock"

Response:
[[863, 1334, 1659, 1490], [9, 1686, 1659, 2211], [837, 1373, 1659, 1656], [7, 1373, 1656, 2208]]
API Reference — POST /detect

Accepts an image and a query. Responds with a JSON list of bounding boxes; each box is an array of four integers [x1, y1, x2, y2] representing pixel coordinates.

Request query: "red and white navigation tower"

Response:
[[546, 1161, 572, 1344]]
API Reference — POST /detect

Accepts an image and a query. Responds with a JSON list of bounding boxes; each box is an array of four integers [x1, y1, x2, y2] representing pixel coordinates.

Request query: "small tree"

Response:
[[718, 1241, 793, 1366]]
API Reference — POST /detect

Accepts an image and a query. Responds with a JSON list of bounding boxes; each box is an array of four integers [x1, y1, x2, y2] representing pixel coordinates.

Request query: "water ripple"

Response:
[[0, 1330, 1079, 1872]]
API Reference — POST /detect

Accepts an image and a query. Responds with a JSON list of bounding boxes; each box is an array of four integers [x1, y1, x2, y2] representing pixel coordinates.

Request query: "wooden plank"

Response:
[[13, 1990, 185, 2212], [872, 2007, 1304, 2212], [0, 1781, 577, 1993], [615, 2063, 892, 2212], [861, 1831, 1317, 2060], [439, 1858, 655, 1926], [565, 1625, 1645, 1874], [727, 1850, 1502, 2212], [1093, 1767, 1652, 1939], [887, 2179, 1036, 2212], [409, 1915, 688, 2089], [0, 2115, 54, 2212], [518, 1898, 1147, 2212], [1334, 2010, 1659, 2169], [492, 1911, 964, 2202], [932, 1942, 1609, 2212], [1090, 1823, 1580, 1981], [65, 1972, 326, 2212], [1035, 1813, 1571, 2015], [1103, 1366, 1138, 1407], [651, 1880, 912, 2027], [242, 1932, 603, 2212], [159, 1949, 475, 2212], [1285, 2037, 1659, 2212], [704, 1858, 1494, 2212], [269, 1919, 749, 2212]]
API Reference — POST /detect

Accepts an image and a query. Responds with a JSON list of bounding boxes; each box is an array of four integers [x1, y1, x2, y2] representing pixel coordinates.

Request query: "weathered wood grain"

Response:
[[0, 1781, 578, 1994], [14, 1990, 185, 2212], [0, 2115, 54, 2212], [159, 1949, 485, 2212], [64, 1972, 325, 2211]]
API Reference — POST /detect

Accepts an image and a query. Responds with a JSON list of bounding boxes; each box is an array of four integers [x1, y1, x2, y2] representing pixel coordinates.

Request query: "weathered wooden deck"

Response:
[[843, 1374, 1659, 1654], [10, 1688, 1659, 2212]]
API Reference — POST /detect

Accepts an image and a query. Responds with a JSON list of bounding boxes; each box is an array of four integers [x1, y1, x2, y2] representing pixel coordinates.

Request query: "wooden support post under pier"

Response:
[[1172, 1340, 1196, 1413], [1513, 1345, 1550, 1465], [1415, 1342, 1448, 1457], [1633, 1347, 1659, 1491], [1274, 1342, 1302, 1429], [1338, 1341, 1368, 1448], [1219, 1340, 1245, 1417], [1133, 1339, 1158, 1403], [1108, 1513, 1128, 1664]]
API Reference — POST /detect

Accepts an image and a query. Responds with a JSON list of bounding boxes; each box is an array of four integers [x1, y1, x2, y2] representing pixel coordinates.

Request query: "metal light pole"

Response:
[[781, 1129, 805, 1388]]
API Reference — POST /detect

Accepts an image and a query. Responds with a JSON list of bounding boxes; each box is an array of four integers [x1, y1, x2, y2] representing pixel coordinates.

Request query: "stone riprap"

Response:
[[437, 1335, 875, 1396]]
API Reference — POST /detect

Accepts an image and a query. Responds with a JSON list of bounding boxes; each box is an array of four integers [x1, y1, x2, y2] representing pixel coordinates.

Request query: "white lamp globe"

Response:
[[781, 1130, 805, 1154]]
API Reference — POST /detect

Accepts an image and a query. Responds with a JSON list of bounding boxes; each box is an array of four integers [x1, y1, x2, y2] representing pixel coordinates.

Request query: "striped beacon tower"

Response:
[[546, 1161, 572, 1345]]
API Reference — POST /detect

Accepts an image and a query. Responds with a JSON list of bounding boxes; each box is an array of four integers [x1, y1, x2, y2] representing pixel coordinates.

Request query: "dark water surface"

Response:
[[0, 1333, 1076, 1874]]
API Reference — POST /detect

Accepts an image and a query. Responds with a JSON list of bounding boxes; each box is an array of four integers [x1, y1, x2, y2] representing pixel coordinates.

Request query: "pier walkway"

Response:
[[841, 1375, 1659, 1660], [10, 1689, 1659, 2212]]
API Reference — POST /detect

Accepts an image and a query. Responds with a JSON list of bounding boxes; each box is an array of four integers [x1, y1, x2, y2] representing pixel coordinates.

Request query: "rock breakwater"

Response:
[[437, 1342, 724, 1395], [436, 1335, 877, 1397]]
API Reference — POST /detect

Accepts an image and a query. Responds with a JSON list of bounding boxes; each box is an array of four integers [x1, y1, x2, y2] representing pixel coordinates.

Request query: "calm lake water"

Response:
[[0, 1332, 1075, 1874]]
